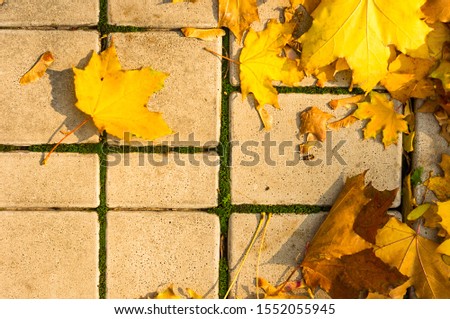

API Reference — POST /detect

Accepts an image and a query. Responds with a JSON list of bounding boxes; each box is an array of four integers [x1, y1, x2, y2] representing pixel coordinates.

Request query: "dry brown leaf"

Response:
[[20, 51, 54, 85], [299, 106, 334, 141], [301, 173, 373, 292], [421, 0, 450, 23]]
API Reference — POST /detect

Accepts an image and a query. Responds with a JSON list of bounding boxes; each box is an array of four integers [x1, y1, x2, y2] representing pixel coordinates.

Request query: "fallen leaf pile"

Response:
[[301, 172, 450, 298], [185, 0, 449, 147]]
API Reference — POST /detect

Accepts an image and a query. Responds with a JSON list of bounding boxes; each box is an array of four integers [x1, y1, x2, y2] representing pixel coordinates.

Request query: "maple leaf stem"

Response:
[[42, 117, 92, 165], [224, 213, 266, 299], [203, 47, 241, 65]]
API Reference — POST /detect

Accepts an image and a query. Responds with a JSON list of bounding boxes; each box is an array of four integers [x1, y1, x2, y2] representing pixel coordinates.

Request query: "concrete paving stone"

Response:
[[0, 211, 98, 298], [0, 30, 100, 145], [412, 100, 450, 204], [106, 152, 219, 209], [227, 212, 329, 298], [108, 32, 221, 147], [229, 93, 402, 206], [106, 211, 220, 298], [228, 0, 352, 87], [0, 0, 98, 26], [0, 152, 100, 208], [108, 0, 218, 28]]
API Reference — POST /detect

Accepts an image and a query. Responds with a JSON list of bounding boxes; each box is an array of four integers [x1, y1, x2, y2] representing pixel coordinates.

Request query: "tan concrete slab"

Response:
[[227, 212, 328, 298], [413, 100, 450, 204], [0, 211, 98, 298], [106, 211, 220, 298], [230, 93, 402, 206], [228, 0, 352, 87], [108, 32, 221, 147], [0, 0, 98, 26], [0, 152, 100, 208], [0, 30, 100, 145], [108, 0, 218, 28], [106, 152, 219, 208]]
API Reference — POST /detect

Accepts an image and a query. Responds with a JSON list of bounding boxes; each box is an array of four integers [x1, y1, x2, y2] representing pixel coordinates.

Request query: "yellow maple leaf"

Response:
[[375, 217, 450, 298], [300, 0, 432, 92], [290, 0, 321, 13], [240, 20, 304, 110], [436, 200, 450, 257], [218, 0, 259, 42], [381, 54, 436, 103], [73, 43, 173, 141], [20, 51, 54, 85], [431, 60, 450, 91], [257, 277, 310, 299], [353, 92, 408, 147], [421, 0, 450, 23], [426, 154, 450, 201]]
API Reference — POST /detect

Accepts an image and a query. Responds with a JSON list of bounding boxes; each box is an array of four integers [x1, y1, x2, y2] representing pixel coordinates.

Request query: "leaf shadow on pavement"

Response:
[[46, 51, 99, 144]]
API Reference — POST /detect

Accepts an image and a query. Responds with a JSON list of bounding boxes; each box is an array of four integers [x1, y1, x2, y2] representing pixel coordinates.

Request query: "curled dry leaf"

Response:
[[73, 43, 173, 141], [300, 0, 431, 92], [425, 154, 450, 201], [354, 91, 408, 148], [181, 28, 226, 41], [329, 95, 365, 110], [299, 106, 334, 141], [19, 51, 54, 85], [218, 0, 259, 42], [421, 0, 450, 23], [375, 217, 450, 298]]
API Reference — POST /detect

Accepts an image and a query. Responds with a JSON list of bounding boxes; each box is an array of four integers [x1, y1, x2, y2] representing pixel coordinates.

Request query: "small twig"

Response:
[[224, 213, 266, 299], [42, 117, 92, 165], [256, 213, 272, 299], [203, 47, 241, 65]]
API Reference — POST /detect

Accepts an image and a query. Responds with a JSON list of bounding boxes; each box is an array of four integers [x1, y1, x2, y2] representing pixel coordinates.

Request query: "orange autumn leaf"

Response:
[[381, 54, 436, 103], [19, 51, 54, 85], [257, 277, 310, 299], [354, 92, 408, 147], [73, 43, 173, 141], [301, 173, 405, 298], [218, 0, 259, 42], [299, 106, 334, 141], [375, 218, 450, 298]]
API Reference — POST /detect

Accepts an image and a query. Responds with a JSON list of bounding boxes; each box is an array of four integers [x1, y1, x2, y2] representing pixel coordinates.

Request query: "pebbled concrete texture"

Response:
[[412, 100, 450, 204], [0, 30, 100, 145], [108, 32, 222, 147], [227, 212, 329, 298], [106, 211, 220, 298], [106, 152, 219, 209], [229, 93, 402, 206], [108, 0, 218, 28], [0, 0, 99, 26], [0, 152, 100, 208], [0, 211, 98, 298]]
